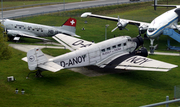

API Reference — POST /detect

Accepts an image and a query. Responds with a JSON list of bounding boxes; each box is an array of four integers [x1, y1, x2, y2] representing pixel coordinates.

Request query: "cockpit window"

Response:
[[148, 28, 157, 32]]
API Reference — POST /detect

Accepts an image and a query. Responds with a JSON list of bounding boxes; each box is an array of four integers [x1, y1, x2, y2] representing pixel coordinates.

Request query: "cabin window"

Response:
[[37, 30, 39, 32], [123, 43, 126, 46], [32, 29, 34, 31], [117, 44, 121, 47], [112, 45, 116, 49], [15, 26, 17, 28], [107, 47, 111, 51], [41, 30, 43, 32], [101, 49, 105, 52], [19, 27, 21, 29]]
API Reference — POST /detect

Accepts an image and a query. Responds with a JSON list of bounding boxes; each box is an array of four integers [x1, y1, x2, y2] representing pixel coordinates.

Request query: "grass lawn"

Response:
[[1, 0, 180, 106], [0, 47, 180, 107]]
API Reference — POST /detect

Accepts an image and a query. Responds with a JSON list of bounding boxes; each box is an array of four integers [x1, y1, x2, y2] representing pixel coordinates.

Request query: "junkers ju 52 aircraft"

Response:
[[81, 0, 180, 54], [0, 17, 78, 41], [22, 34, 177, 77]]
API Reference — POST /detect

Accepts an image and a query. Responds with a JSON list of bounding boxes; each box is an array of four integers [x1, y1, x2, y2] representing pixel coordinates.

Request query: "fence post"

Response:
[[166, 96, 169, 107], [174, 86, 176, 99]]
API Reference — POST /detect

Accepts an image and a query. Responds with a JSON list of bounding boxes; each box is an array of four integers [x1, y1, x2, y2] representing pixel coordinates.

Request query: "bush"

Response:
[[0, 24, 12, 60]]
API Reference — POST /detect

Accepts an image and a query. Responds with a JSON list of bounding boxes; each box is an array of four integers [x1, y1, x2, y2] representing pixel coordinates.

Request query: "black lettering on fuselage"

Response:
[[60, 61, 66, 67], [59, 55, 86, 67], [126, 56, 152, 65]]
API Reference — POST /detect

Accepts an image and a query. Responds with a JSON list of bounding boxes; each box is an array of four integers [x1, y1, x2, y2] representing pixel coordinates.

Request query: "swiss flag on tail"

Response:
[[63, 18, 76, 27]]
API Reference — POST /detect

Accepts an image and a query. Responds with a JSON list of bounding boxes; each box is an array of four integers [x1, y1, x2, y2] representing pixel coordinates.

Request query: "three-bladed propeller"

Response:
[[111, 16, 128, 32]]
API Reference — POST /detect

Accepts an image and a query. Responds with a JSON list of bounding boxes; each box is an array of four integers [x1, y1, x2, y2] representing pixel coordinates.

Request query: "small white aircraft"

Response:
[[1, 17, 79, 41], [81, 0, 180, 54], [22, 34, 177, 77]]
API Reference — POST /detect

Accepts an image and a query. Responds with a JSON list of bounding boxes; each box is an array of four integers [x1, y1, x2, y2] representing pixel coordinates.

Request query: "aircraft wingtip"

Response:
[[81, 12, 92, 18]]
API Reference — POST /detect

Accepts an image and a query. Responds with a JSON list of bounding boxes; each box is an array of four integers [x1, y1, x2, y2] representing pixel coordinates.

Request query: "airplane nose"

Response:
[[132, 35, 144, 49]]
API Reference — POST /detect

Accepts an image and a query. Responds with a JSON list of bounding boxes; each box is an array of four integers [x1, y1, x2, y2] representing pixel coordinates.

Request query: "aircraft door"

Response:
[[88, 49, 101, 64]]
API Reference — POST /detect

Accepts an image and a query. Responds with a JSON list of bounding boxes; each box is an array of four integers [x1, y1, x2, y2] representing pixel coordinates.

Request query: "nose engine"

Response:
[[131, 36, 148, 57], [132, 35, 144, 50]]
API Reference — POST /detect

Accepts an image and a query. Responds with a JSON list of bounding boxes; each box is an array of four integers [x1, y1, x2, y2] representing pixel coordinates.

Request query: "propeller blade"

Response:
[[118, 15, 120, 22], [111, 26, 118, 32], [124, 28, 129, 31]]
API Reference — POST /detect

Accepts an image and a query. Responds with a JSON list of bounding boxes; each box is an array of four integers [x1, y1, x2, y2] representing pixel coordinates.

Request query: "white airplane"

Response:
[[22, 34, 177, 77], [81, 0, 180, 54], [0, 17, 79, 41]]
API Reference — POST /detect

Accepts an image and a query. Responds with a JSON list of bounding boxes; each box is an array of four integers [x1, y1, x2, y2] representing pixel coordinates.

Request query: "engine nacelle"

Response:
[[118, 20, 128, 30], [6, 30, 18, 36], [135, 47, 148, 57], [139, 24, 148, 34], [132, 35, 144, 50]]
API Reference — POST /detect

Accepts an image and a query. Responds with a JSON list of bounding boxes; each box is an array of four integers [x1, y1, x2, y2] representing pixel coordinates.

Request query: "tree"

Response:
[[0, 24, 12, 60]]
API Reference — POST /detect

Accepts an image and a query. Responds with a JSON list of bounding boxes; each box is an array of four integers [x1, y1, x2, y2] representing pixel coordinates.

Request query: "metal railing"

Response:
[[7, 0, 153, 19], [140, 96, 180, 107], [2, 2, 63, 10]]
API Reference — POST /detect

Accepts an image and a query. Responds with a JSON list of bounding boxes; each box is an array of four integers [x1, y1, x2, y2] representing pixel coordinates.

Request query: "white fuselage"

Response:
[[2, 19, 72, 37], [147, 8, 179, 39], [49, 36, 137, 69]]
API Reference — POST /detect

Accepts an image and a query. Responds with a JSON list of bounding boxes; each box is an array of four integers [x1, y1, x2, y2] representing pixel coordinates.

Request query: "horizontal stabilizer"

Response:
[[38, 61, 64, 72], [22, 57, 28, 62]]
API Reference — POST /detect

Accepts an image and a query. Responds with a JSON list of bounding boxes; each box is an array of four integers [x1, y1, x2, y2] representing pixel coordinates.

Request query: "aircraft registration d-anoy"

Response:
[[81, 0, 180, 54], [22, 34, 177, 76], [0, 17, 79, 41]]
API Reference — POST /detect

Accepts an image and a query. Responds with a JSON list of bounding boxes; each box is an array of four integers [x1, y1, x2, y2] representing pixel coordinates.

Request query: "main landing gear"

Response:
[[149, 39, 158, 54], [27, 70, 43, 78]]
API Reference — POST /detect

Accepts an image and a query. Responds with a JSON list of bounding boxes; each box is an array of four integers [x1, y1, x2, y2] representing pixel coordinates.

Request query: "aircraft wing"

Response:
[[7, 30, 49, 41], [81, 12, 150, 27], [153, 4, 180, 8], [98, 54, 177, 72], [53, 34, 95, 51]]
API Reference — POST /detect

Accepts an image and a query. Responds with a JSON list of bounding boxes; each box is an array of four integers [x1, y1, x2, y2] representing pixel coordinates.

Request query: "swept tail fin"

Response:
[[27, 48, 63, 72], [61, 18, 78, 37]]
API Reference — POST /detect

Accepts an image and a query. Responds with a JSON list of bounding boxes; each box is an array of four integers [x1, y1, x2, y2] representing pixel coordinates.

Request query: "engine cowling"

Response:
[[132, 35, 144, 50], [118, 20, 128, 30], [135, 47, 148, 57]]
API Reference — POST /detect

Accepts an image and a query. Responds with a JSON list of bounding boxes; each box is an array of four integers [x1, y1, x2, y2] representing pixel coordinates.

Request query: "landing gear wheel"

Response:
[[26, 70, 43, 78]]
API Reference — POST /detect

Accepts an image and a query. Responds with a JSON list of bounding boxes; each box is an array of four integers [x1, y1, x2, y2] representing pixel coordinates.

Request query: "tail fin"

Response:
[[61, 18, 77, 36], [27, 48, 48, 71], [27, 48, 63, 72]]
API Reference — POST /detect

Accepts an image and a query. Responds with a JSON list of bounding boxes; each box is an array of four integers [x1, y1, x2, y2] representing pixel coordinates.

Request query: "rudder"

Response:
[[61, 18, 77, 34], [27, 48, 48, 71]]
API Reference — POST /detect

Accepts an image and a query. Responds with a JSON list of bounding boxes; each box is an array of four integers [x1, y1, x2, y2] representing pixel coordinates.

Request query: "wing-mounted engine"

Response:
[[111, 16, 129, 32], [135, 47, 148, 57], [138, 24, 148, 35]]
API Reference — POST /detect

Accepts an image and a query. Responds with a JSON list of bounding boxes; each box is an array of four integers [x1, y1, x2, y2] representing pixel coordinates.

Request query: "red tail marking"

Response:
[[63, 18, 76, 27]]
